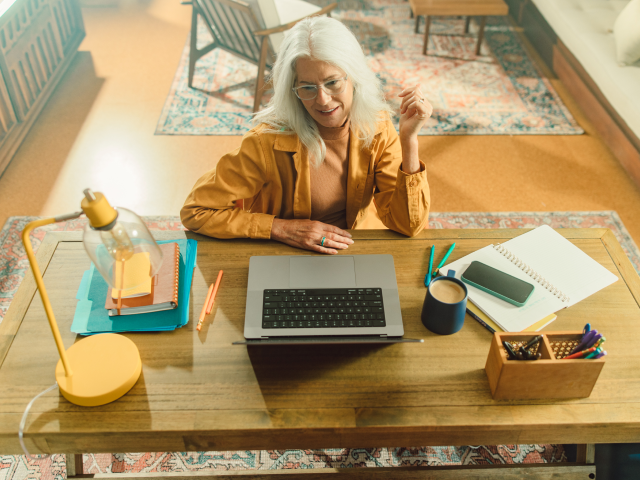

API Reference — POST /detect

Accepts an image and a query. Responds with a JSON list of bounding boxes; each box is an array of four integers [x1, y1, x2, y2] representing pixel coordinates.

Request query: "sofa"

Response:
[[507, 0, 640, 187]]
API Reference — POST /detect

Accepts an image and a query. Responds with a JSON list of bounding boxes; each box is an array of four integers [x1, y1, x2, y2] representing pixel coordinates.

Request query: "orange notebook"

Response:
[[105, 243, 180, 316]]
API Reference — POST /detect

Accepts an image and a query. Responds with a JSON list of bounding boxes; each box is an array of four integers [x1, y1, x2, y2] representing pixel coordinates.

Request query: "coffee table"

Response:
[[409, 0, 509, 55], [2, 228, 640, 478]]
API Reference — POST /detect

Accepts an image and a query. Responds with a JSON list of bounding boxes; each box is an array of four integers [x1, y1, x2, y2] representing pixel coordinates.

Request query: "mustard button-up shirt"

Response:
[[180, 118, 430, 239]]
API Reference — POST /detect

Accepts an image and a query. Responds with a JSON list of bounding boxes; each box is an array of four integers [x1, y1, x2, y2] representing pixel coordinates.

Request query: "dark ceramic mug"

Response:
[[421, 270, 468, 335]]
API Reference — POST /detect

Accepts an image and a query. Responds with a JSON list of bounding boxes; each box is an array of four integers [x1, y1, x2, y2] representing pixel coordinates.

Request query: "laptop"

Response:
[[235, 254, 423, 345]]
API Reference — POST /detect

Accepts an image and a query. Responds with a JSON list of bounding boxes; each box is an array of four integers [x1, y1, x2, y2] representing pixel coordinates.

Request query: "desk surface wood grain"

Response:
[[1, 228, 639, 455]]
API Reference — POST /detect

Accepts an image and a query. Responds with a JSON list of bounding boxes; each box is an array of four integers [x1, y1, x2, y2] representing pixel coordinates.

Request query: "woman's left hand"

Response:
[[398, 84, 433, 142]]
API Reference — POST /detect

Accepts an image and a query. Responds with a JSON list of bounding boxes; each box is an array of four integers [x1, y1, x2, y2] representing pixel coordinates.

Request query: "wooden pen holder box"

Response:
[[485, 332, 605, 400]]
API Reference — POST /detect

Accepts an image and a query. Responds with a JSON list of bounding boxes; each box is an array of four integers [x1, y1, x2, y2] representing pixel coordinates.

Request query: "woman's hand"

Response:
[[271, 218, 354, 254], [398, 84, 433, 143]]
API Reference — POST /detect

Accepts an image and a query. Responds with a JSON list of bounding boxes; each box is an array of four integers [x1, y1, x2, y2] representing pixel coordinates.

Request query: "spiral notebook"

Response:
[[441, 225, 619, 332], [104, 242, 180, 316]]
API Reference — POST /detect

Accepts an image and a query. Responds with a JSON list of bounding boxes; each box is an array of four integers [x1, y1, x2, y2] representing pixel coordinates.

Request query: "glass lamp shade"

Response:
[[83, 207, 163, 289]]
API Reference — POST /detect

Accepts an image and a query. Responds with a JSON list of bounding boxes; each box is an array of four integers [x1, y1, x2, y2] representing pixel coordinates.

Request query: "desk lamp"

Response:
[[21, 189, 163, 406]]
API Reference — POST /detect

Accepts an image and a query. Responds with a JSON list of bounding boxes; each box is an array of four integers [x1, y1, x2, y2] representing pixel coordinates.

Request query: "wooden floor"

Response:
[[0, 0, 639, 245]]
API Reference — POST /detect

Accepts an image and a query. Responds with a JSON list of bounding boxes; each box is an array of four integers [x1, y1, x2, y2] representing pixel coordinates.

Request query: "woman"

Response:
[[181, 16, 432, 254]]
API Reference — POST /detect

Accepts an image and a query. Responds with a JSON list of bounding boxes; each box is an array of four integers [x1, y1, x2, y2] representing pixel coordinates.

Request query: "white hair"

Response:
[[252, 16, 391, 167]]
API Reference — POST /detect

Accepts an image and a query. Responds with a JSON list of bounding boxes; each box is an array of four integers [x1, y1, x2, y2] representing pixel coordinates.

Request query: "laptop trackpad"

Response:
[[289, 256, 357, 288]]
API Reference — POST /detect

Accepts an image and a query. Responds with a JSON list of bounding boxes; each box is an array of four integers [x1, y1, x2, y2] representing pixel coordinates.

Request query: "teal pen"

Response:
[[585, 348, 602, 359], [424, 245, 435, 287], [433, 243, 456, 275]]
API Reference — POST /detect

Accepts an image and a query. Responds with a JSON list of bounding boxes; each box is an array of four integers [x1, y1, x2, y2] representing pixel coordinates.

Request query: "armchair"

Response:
[[185, 0, 337, 112]]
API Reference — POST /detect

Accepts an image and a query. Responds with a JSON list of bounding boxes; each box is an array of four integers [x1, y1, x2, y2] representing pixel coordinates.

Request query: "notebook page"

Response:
[[500, 225, 618, 306], [442, 245, 566, 332]]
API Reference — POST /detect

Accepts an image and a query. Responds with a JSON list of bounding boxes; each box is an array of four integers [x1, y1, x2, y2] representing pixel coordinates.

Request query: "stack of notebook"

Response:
[[71, 238, 198, 335]]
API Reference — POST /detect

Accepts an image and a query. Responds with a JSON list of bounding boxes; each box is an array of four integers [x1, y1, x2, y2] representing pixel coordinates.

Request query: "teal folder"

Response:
[[71, 239, 197, 334]]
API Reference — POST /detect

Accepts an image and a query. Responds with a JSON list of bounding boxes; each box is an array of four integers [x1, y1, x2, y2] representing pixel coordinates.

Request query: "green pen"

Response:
[[585, 348, 602, 359], [432, 243, 456, 276]]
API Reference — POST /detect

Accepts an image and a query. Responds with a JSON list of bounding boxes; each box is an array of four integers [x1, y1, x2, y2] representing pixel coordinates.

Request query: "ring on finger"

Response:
[[320, 236, 327, 246], [418, 98, 424, 103]]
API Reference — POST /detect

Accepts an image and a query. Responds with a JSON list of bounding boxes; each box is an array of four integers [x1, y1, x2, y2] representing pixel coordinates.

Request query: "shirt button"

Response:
[[409, 180, 416, 187]]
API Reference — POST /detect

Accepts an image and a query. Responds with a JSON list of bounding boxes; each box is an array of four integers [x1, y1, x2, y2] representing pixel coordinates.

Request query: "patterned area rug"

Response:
[[155, 0, 583, 136], [1, 446, 566, 479], [1, 211, 638, 479]]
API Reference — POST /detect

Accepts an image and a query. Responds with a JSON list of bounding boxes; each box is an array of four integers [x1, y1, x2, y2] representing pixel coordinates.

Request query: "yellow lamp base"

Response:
[[55, 333, 141, 406]]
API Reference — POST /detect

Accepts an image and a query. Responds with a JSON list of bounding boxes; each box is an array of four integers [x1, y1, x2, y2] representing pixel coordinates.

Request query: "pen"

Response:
[[503, 341, 517, 359], [424, 245, 435, 287], [466, 307, 495, 333], [587, 333, 603, 348], [197, 283, 215, 331], [433, 243, 456, 276], [583, 323, 591, 335], [585, 348, 603, 359], [206, 270, 224, 314], [594, 350, 607, 359], [570, 329, 598, 354], [564, 345, 598, 359]]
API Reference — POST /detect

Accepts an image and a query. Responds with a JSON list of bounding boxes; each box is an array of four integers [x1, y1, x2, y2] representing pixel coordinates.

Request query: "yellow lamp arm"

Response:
[[21, 212, 83, 377]]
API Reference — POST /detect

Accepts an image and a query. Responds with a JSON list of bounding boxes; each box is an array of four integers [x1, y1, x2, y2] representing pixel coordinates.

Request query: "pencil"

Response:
[[207, 271, 222, 314], [196, 283, 215, 331], [206, 270, 224, 314]]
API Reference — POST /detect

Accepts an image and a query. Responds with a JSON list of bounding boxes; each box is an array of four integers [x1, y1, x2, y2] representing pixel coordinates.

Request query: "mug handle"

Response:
[[448, 269, 456, 277]]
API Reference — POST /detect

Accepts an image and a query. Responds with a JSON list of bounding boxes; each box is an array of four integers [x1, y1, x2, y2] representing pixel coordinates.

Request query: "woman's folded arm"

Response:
[[180, 132, 275, 239], [372, 121, 430, 237]]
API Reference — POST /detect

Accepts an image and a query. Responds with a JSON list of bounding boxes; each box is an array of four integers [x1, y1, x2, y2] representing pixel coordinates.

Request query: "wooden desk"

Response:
[[1, 228, 639, 479], [409, 0, 509, 55]]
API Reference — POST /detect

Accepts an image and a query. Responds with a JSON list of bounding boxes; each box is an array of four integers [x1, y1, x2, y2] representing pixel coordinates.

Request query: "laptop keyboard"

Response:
[[262, 288, 386, 329]]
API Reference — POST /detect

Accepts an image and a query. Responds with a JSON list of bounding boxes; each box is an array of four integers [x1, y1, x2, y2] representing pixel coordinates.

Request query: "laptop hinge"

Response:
[[380, 334, 387, 338]]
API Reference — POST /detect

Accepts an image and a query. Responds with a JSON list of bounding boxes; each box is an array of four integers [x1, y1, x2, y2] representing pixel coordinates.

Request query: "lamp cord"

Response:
[[19, 382, 58, 460]]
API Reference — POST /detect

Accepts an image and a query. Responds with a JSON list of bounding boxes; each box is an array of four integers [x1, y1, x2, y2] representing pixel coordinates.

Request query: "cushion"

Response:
[[614, 0, 640, 65], [532, 0, 640, 140]]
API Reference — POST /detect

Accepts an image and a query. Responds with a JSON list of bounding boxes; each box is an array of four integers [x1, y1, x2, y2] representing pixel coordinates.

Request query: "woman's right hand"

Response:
[[270, 218, 354, 254]]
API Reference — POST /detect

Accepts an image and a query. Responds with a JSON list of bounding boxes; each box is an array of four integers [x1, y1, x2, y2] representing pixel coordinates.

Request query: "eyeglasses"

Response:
[[292, 76, 348, 100]]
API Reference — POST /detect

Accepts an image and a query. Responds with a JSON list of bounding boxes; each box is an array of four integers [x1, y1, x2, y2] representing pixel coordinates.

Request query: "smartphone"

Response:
[[461, 261, 535, 307]]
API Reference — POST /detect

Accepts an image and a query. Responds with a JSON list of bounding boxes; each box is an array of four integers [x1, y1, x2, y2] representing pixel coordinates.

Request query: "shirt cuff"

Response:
[[250, 213, 275, 239], [398, 160, 427, 189]]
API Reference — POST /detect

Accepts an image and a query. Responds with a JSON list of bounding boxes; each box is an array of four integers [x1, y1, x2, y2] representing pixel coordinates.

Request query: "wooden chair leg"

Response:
[[254, 36, 269, 113], [188, 6, 198, 88], [475, 16, 486, 55], [518, 0, 530, 23], [464, 16, 471, 33], [422, 16, 431, 55]]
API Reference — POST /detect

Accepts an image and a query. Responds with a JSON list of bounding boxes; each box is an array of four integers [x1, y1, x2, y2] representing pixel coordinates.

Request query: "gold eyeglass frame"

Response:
[[292, 75, 349, 100]]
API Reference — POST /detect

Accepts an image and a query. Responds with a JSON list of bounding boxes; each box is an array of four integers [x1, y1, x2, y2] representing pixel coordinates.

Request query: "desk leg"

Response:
[[422, 16, 431, 55], [464, 16, 471, 33], [576, 444, 596, 464], [66, 454, 84, 478], [414, 15, 419, 33], [475, 16, 486, 55]]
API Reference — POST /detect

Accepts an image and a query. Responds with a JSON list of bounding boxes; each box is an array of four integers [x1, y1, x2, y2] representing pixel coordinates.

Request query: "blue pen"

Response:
[[424, 245, 435, 287], [583, 323, 591, 335]]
